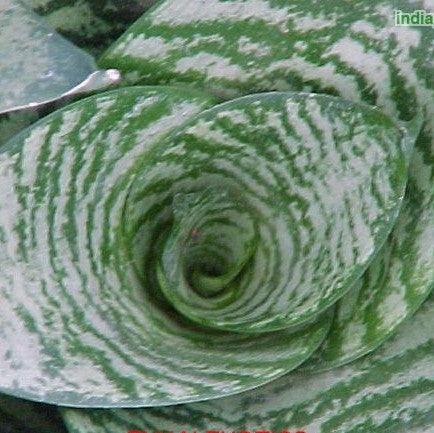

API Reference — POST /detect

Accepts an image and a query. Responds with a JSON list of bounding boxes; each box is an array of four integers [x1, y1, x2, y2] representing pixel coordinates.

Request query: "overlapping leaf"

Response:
[[0, 0, 120, 145], [63, 291, 434, 433], [99, 0, 434, 370], [0, 1, 433, 432], [0, 86, 413, 407]]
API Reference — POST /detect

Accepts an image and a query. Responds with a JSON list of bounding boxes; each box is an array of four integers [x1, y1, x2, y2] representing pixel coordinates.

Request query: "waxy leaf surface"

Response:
[[100, 0, 434, 369], [63, 292, 434, 433], [0, 88, 410, 407], [0, 0, 119, 144]]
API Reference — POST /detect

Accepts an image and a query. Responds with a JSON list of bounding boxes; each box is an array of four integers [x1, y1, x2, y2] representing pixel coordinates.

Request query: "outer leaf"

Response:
[[62, 292, 434, 433], [25, 0, 158, 55], [99, 0, 434, 368], [0, 88, 332, 406], [0, 89, 409, 407], [0, 0, 120, 144]]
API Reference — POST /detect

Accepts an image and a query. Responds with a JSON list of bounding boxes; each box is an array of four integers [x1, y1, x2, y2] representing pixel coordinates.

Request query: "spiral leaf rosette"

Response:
[[96, 2, 434, 376], [1, 0, 434, 432], [0, 83, 419, 407]]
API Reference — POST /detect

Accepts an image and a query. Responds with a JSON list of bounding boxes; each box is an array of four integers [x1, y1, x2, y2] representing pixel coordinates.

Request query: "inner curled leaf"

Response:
[[121, 91, 414, 334], [162, 188, 257, 300], [0, 87, 415, 407]]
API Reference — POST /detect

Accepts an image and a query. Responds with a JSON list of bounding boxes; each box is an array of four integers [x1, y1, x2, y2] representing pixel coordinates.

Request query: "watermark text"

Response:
[[395, 9, 434, 27]]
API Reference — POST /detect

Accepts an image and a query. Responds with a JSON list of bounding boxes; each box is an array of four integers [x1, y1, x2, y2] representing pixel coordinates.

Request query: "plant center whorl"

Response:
[[119, 93, 409, 336], [161, 188, 257, 301]]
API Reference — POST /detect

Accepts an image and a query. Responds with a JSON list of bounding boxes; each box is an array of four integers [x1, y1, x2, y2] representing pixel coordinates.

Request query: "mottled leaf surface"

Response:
[[0, 88, 411, 407], [62, 293, 434, 433], [124, 92, 412, 334], [100, 0, 434, 368], [0, 87, 380, 407], [1, 2, 433, 430]]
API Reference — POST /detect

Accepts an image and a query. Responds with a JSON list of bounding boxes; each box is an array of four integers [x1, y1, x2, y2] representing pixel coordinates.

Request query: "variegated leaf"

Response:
[[99, 0, 434, 369], [0, 88, 411, 407], [62, 292, 434, 433]]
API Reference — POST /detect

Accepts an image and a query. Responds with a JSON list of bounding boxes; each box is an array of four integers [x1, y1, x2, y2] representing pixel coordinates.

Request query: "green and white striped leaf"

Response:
[[25, 0, 157, 56], [124, 92, 412, 334], [0, 88, 410, 407], [62, 292, 434, 433], [100, 0, 434, 368], [0, 0, 120, 145]]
